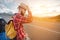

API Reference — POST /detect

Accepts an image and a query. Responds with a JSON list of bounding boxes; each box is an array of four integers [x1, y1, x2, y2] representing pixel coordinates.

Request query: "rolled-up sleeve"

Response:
[[21, 16, 32, 23]]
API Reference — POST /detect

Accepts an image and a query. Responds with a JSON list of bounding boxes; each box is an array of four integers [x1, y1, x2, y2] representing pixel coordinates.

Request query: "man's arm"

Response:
[[22, 7, 32, 23], [27, 8, 32, 22]]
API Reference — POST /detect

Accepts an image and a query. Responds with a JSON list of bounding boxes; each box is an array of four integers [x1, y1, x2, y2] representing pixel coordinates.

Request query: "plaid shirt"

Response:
[[13, 13, 27, 40]]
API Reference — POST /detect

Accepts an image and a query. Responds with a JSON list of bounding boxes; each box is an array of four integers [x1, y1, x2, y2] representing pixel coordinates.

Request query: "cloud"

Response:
[[0, 4, 12, 13], [4, 0, 14, 3], [0, 0, 60, 17]]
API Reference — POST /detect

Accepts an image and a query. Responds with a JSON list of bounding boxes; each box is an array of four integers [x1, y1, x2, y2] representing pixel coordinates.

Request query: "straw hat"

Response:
[[18, 3, 28, 10]]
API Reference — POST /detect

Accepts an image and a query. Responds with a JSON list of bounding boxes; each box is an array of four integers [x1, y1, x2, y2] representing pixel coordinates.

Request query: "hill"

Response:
[[33, 15, 60, 23]]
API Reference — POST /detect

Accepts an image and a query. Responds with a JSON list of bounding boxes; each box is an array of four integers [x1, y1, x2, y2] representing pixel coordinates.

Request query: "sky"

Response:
[[0, 0, 60, 17]]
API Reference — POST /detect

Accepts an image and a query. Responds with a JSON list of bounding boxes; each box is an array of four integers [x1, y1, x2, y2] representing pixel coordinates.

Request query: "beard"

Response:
[[21, 11, 24, 16]]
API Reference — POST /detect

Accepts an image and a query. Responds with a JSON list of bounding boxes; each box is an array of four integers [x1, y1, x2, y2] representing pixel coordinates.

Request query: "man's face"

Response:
[[18, 7, 26, 15]]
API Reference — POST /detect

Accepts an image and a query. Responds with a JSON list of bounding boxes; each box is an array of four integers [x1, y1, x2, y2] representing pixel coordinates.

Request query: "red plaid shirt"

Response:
[[13, 13, 27, 40]]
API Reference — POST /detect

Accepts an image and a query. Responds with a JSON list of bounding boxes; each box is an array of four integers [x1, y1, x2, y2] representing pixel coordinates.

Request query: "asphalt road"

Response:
[[24, 20, 60, 40]]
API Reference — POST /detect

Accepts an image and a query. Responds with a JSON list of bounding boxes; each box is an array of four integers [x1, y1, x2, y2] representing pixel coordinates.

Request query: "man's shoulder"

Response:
[[14, 13, 18, 15], [13, 13, 24, 18]]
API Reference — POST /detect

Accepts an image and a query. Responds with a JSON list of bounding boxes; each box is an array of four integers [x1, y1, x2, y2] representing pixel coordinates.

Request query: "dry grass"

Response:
[[32, 15, 60, 23]]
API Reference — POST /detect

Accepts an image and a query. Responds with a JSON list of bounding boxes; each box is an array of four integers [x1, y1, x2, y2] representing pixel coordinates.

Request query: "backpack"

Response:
[[5, 20, 16, 39]]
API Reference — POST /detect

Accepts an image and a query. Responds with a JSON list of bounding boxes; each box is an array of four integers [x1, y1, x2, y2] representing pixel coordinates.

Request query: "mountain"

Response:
[[0, 12, 14, 16]]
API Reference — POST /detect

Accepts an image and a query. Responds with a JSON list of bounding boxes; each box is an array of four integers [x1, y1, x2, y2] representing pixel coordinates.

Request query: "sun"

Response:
[[29, 4, 60, 17]]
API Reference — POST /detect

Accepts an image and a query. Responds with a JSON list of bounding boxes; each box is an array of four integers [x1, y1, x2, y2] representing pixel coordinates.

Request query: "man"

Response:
[[13, 3, 32, 40]]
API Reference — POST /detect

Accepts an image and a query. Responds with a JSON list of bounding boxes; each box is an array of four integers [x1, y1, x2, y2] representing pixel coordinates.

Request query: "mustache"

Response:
[[21, 12, 24, 16]]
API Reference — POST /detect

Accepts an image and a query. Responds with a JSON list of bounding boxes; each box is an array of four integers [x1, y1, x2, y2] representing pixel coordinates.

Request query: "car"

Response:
[[0, 17, 10, 40], [0, 17, 7, 33]]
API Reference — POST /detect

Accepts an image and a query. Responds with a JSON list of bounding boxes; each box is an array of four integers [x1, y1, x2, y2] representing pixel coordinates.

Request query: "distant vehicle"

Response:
[[0, 17, 9, 40], [0, 18, 7, 32]]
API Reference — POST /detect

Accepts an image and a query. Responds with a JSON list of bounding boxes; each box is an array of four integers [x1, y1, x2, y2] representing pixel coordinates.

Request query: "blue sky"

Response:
[[0, 0, 60, 17]]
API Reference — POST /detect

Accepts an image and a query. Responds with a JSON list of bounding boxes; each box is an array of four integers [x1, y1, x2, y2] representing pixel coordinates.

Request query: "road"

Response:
[[24, 20, 60, 40], [0, 14, 60, 40]]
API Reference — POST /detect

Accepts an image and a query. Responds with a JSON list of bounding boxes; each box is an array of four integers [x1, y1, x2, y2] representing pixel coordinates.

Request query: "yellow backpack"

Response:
[[5, 20, 16, 39]]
